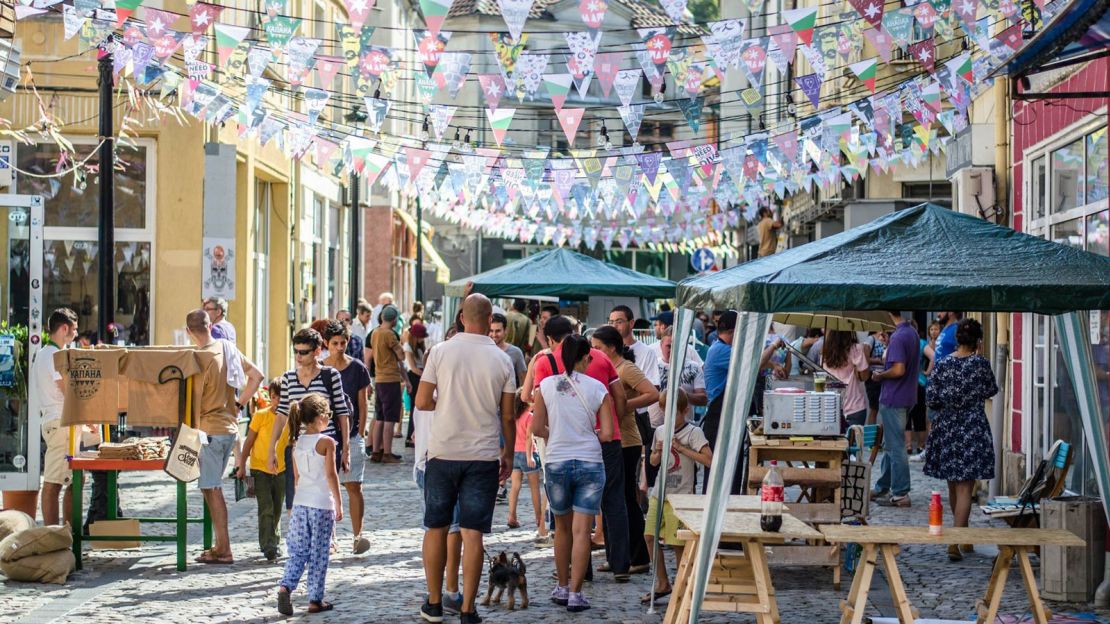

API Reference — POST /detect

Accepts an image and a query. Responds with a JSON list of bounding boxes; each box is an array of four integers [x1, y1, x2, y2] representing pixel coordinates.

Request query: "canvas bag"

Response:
[[164, 422, 203, 483], [841, 425, 871, 520]]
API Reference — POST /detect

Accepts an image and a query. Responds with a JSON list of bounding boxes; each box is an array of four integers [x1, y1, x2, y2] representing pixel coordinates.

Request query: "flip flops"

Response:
[[195, 550, 234, 564], [641, 589, 672, 605], [308, 601, 335, 613]]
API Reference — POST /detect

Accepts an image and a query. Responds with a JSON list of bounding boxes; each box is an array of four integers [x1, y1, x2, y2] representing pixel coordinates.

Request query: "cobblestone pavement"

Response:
[[3, 444, 1109, 623]]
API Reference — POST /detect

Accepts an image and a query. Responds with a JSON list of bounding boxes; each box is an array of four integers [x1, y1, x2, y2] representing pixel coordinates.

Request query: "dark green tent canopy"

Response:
[[678, 203, 1110, 314], [446, 247, 676, 300]]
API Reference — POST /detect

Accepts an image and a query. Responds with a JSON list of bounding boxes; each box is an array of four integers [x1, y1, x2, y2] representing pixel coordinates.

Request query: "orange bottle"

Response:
[[929, 491, 944, 536]]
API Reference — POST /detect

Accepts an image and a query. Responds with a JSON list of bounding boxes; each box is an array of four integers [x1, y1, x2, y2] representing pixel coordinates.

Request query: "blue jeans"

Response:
[[544, 459, 605, 515], [875, 405, 911, 497]]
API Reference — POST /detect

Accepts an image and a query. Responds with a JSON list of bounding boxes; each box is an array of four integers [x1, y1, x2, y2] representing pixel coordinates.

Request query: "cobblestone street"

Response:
[[3, 447, 1108, 624]]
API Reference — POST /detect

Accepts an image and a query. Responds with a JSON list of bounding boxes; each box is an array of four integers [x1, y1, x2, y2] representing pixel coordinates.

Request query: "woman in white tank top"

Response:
[[277, 394, 343, 616]]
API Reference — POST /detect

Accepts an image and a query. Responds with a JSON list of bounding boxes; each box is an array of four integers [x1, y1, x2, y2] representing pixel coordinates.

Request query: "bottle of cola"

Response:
[[760, 460, 784, 532]]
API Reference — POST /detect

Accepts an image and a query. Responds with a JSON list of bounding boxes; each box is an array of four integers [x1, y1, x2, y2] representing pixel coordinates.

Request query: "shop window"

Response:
[[635, 251, 668, 278], [604, 250, 633, 269], [1087, 128, 1109, 204], [1050, 218, 1083, 249], [1031, 156, 1047, 221], [902, 181, 952, 200], [1050, 138, 1085, 213], [1086, 210, 1108, 256], [16, 142, 150, 229]]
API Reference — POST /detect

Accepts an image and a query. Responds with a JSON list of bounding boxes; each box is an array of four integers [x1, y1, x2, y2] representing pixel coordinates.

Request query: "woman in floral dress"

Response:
[[924, 318, 998, 561]]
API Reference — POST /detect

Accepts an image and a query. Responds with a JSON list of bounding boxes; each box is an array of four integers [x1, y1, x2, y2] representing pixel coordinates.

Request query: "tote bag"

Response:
[[164, 423, 203, 483], [840, 425, 871, 521]]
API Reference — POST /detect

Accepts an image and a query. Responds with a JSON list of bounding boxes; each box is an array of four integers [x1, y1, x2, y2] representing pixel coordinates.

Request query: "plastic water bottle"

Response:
[[929, 491, 944, 536], [761, 461, 784, 532]]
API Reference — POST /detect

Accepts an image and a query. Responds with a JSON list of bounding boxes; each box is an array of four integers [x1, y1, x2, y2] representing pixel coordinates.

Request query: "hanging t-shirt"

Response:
[[539, 372, 608, 464], [651, 422, 710, 497]]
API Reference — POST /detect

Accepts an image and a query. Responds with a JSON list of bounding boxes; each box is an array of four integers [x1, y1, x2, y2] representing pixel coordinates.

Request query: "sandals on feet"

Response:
[[196, 550, 234, 564], [641, 589, 672, 604], [277, 589, 293, 615], [507, 520, 521, 529], [308, 601, 335, 613]]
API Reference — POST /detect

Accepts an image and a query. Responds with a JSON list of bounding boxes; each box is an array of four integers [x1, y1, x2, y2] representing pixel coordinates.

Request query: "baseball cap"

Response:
[[381, 304, 399, 322], [650, 311, 675, 326], [410, 323, 428, 339]]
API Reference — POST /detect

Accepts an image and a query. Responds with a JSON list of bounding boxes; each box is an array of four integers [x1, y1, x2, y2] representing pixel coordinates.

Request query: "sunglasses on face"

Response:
[[293, 348, 314, 356]]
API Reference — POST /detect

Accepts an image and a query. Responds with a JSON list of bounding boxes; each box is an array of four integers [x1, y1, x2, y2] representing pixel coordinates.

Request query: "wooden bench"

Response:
[[819, 524, 1085, 624]]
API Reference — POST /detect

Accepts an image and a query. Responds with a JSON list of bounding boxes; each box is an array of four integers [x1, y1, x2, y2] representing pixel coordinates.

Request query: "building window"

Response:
[[1051, 138, 1085, 212], [901, 181, 952, 200], [253, 180, 273, 368]]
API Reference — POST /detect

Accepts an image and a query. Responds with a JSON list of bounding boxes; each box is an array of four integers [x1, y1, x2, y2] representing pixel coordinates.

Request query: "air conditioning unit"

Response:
[[952, 167, 996, 219]]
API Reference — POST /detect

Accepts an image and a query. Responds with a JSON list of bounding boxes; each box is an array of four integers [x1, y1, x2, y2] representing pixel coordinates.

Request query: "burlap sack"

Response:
[[0, 525, 73, 562], [0, 550, 75, 584], [0, 510, 34, 542]]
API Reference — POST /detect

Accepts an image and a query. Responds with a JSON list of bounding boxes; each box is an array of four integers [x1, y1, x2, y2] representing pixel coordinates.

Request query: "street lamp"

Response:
[[344, 104, 368, 313]]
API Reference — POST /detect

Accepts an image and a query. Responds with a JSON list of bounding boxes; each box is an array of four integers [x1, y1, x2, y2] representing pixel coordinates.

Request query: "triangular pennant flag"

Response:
[[263, 16, 301, 58], [214, 24, 250, 67], [677, 97, 703, 132], [486, 108, 515, 147], [428, 105, 456, 141], [414, 29, 451, 77], [848, 0, 885, 29], [864, 27, 893, 63], [418, 0, 453, 38], [795, 73, 822, 108], [617, 104, 644, 141], [115, 0, 143, 27], [497, 0, 534, 43], [314, 55, 343, 89], [613, 69, 640, 107], [565, 30, 602, 80], [343, 0, 376, 30], [479, 74, 506, 111], [365, 97, 391, 133], [782, 7, 818, 45], [883, 9, 915, 50], [579, 0, 609, 31], [405, 147, 433, 182], [489, 32, 528, 82], [636, 151, 662, 185], [557, 108, 584, 146], [594, 52, 621, 97], [660, 0, 687, 23], [543, 73, 573, 110], [434, 51, 471, 98], [849, 58, 878, 92], [303, 88, 330, 125], [768, 24, 798, 62], [908, 38, 936, 73], [189, 2, 223, 35]]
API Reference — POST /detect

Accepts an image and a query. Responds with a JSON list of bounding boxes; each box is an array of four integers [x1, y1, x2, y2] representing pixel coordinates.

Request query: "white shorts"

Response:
[[41, 419, 72, 487]]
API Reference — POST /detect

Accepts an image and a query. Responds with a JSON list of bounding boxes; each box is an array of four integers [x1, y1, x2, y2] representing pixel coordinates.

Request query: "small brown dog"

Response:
[[481, 552, 529, 610]]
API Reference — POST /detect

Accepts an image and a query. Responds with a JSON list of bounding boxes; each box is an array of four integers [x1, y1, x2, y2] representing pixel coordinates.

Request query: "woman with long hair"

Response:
[[590, 325, 657, 575], [924, 319, 998, 561], [532, 334, 614, 613], [821, 330, 871, 429], [403, 323, 428, 445]]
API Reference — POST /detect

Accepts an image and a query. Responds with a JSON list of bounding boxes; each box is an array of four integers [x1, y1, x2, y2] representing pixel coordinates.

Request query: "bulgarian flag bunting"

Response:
[[418, 0, 453, 38], [115, 0, 143, 27], [214, 24, 251, 67], [782, 7, 817, 45], [849, 58, 878, 93], [363, 152, 392, 188], [486, 108, 516, 147], [543, 73, 573, 111]]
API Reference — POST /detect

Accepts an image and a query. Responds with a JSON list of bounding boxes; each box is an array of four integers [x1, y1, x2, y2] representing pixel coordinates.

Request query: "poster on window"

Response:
[[202, 237, 236, 301], [0, 334, 14, 388]]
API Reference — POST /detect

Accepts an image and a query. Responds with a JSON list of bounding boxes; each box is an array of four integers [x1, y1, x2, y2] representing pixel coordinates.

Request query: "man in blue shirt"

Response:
[[871, 311, 921, 507], [933, 311, 962, 362]]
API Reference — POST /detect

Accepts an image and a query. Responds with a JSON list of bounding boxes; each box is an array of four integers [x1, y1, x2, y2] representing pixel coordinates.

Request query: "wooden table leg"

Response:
[[977, 545, 1013, 624], [746, 538, 780, 624], [879, 545, 917, 624], [840, 543, 877, 624], [663, 535, 698, 624], [1015, 546, 1052, 624]]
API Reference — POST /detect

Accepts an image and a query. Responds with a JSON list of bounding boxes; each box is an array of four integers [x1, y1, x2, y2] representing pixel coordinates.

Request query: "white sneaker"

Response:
[[909, 450, 926, 462]]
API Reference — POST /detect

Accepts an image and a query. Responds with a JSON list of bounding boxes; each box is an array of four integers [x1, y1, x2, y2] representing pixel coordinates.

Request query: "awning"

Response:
[[393, 207, 450, 285], [993, 0, 1110, 77]]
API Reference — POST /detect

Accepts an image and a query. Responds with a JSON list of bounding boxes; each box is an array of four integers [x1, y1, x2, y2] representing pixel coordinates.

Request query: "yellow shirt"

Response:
[[248, 407, 289, 474]]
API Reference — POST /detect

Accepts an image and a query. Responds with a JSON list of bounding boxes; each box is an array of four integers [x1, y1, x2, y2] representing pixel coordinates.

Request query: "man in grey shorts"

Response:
[[187, 309, 264, 564]]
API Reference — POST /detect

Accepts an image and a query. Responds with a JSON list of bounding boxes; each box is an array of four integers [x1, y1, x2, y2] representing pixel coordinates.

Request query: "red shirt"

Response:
[[533, 345, 621, 442]]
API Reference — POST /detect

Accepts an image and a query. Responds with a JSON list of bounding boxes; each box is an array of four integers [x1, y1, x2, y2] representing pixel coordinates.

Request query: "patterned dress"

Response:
[[924, 354, 999, 481]]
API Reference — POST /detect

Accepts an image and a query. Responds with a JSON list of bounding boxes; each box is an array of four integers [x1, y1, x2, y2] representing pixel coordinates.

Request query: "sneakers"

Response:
[[909, 450, 926, 462], [353, 535, 370, 555], [496, 487, 507, 503], [420, 600, 444, 623], [442, 592, 462, 615], [877, 495, 911, 507], [459, 611, 482, 624], [567, 592, 591, 612], [551, 585, 569, 606], [870, 487, 889, 500]]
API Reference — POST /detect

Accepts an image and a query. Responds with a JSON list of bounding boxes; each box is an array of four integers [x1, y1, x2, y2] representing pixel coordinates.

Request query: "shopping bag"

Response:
[[164, 423, 202, 483], [840, 425, 871, 520]]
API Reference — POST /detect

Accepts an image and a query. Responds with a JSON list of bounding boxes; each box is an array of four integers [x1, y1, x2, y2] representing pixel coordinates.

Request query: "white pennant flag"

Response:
[[497, 0, 534, 44], [618, 104, 644, 141], [429, 104, 456, 141], [613, 69, 641, 108]]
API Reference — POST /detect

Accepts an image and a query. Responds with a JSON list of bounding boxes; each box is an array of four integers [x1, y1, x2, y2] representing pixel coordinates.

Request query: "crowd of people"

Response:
[[29, 289, 1001, 618]]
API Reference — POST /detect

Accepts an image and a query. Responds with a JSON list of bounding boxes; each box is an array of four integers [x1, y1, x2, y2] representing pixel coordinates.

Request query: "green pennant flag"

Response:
[[215, 24, 251, 67], [849, 58, 878, 93], [264, 16, 301, 59], [115, 0, 143, 27], [782, 7, 817, 45]]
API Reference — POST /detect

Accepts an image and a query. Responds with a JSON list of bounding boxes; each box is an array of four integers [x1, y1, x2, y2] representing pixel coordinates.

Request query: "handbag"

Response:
[[840, 425, 871, 521], [164, 422, 203, 483]]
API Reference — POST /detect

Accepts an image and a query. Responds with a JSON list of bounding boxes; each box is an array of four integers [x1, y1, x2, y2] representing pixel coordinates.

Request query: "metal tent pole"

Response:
[[97, 54, 115, 344], [349, 171, 361, 311], [415, 196, 424, 305]]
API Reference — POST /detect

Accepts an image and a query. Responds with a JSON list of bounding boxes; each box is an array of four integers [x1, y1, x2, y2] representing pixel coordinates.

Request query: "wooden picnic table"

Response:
[[819, 524, 1085, 624], [664, 508, 822, 624], [666, 494, 788, 512]]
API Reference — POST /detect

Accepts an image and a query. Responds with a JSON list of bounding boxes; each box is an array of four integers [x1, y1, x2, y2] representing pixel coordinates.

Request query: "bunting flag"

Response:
[[189, 2, 222, 35], [914, 2, 939, 30], [428, 105, 456, 140], [498, 0, 534, 43], [660, 0, 687, 23], [313, 55, 343, 89], [543, 73, 573, 111], [365, 97, 391, 133], [489, 32, 528, 82], [796, 73, 823, 108], [849, 58, 878, 93], [415, 29, 451, 77], [486, 108, 515, 147], [594, 52, 621, 97], [613, 69, 640, 107], [739, 39, 768, 88], [883, 9, 915, 51], [479, 74, 506, 111], [579, 0, 608, 31], [638, 27, 675, 79], [952, 0, 978, 30], [677, 97, 703, 132], [706, 19, 746, 69], [557, 108, 584, 146], [783, 7, 818, 45], [114, 0, 143, 27], [768, 24, 798, 63], [263, 16, 301, 58], [617, 104, 644, 141], [434, 52, 471, 98], [214, 24, 250, 67], [418, 0, 452, 37], [637, 151, 662, 184], [343, 0, 375, 30], [848, 0, 885, 29], [565, 31, 602, 80], [405, 147, 433, 181], [864, 27, 894, 63], [304, 88, 330, 125], [946, 52, 974, 84], [908, 38, 936, 73]]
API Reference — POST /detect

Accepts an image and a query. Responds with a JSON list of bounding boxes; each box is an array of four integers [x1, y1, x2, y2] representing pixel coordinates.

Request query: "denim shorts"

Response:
[[512, 450, 541, 474], [423, 458, 499, 533], [199, 433, 236, 489], [341, 434, 366, 484], [415, 468, 461, 533], [544, 459, 605, 516]]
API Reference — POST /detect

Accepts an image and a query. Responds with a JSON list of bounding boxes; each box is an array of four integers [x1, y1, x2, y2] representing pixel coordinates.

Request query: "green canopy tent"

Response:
[[657, 204, 1110, 621], [444, 247, 677, 300]]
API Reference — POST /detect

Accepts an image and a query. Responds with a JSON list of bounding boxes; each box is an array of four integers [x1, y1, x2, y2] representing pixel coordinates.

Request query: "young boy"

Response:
[[237, 377, 289, 561], [642, 388, 712, 606]]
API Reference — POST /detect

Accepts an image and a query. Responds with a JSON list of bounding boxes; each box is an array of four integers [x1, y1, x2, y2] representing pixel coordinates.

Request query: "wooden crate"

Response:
[[1040, 496, 1107, 601]]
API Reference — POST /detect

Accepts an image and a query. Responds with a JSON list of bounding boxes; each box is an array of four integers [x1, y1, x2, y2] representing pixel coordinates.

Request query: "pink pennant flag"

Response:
[[579, 0, 608, 30], [343, 0, 376, 30], [594, 52, 621, 97], [315, 140, 338, 168], [189, 2, 223, 35], [314, 56, 343, 89], [557, 108, 585, 146], [864, 27, 893, 64], [773, 131, 799, 162], [406, 147, 433, 181], [143, 7, 178, 38], [479, 74, 506, 112], [768, 24, 797, 61]]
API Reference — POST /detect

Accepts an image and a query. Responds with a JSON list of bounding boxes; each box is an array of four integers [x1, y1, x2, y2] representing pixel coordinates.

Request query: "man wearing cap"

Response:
[[371, 304, 407, 463]]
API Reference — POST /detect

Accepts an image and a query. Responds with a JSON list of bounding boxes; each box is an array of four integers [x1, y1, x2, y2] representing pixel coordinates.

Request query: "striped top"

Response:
[[276, 366, 351, 442]]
